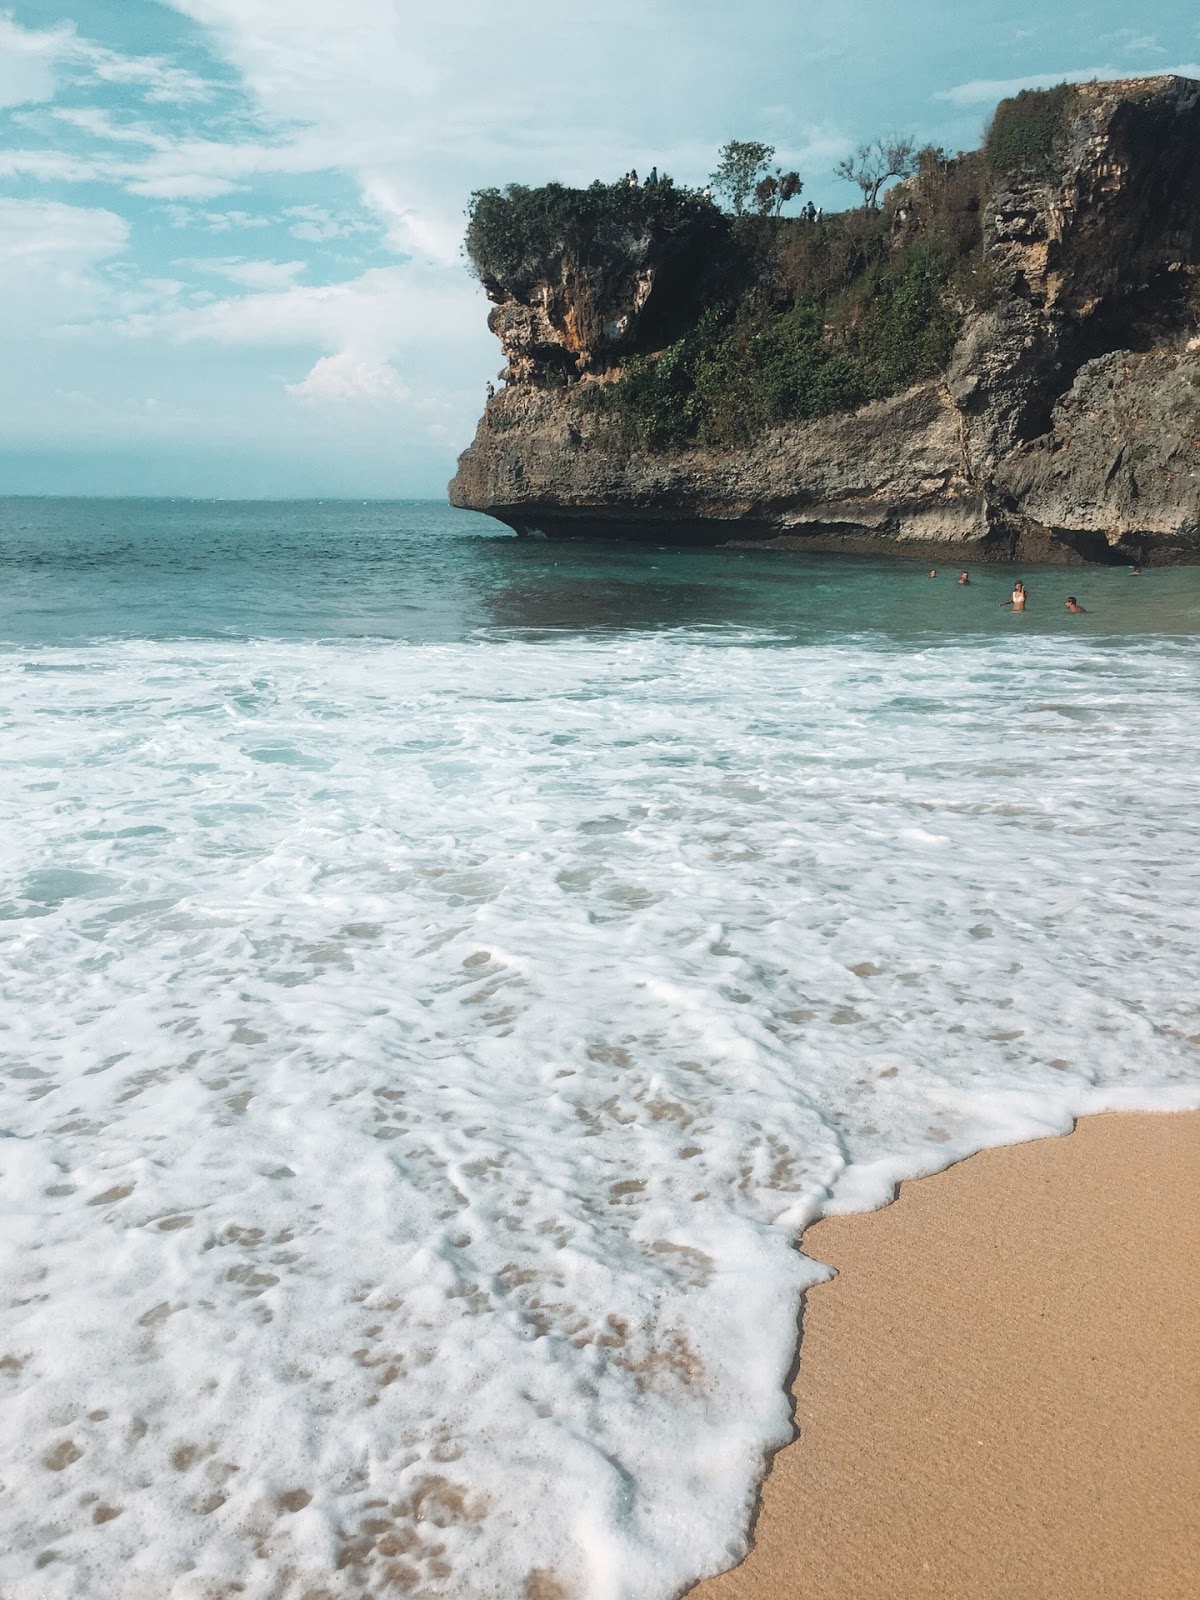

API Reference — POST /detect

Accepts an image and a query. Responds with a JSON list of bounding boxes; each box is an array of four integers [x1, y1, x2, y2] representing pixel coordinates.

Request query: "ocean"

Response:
[[2, 497, 1198, 1600]]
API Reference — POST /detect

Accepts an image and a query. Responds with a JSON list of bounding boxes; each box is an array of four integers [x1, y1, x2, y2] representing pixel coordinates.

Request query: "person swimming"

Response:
[[1001, 581, 1027, 611], [1064, 596, 1087, 613], [958, 571, 970, 585], [928, 568, 938, 578]]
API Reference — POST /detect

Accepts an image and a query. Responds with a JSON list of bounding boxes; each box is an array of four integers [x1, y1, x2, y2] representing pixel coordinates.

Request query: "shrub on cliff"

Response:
[[986, 84, 1078, 178], [837, 244, 962, 397], [768, 206, 892, 299], [693, 303, 864, 442], [757, 151, 984, 309], [465, 179, 722, 295], [904, 146, 987, 261], [604, 236, 964, 449], [604, 306, 852, 449], [709, 140, 775, 216]]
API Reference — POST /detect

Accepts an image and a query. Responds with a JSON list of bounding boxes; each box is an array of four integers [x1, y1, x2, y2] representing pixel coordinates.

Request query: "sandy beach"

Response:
[[687, 1111, 1200, 1600]]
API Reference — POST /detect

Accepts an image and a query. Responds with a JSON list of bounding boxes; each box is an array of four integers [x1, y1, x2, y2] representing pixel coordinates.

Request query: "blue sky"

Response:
[[1, 2, 1197, 498]]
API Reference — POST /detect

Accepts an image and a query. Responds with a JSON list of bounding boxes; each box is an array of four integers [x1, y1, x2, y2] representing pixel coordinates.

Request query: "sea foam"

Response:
[[2, 629, 1198, 1598]]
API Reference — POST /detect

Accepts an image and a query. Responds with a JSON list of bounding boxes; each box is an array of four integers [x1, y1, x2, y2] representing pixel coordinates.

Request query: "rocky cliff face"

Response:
[[451, 77, 1200, 564]]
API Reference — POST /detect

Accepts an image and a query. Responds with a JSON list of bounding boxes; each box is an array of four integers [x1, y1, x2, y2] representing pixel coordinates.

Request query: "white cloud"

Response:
[[0, 143, 244, 201], [1101, 30, 1165, 57], [0, 195, 129, 272], [0, 196, 129, 327], [359, 176, 459, 264], [163, 205, 274, 231], [220, 258, 307, 290], [187, 256, 308, 290], [157, 0, 679, 265], [0, 128, 338, 201], [0, 146, 113, 183], [286, 352, 408, 403], [938, 65, 1200, 107], [53, 106, 173, 146], [84, 44, 213, 104], [0, 14, 73, 108], [109, 253, 487, 422], [127, 169, 240, 200], [284, 204, 376, 242], [0, 13, 214, 111], [122, 128, 353, 202], [122, 262, 475, 355]]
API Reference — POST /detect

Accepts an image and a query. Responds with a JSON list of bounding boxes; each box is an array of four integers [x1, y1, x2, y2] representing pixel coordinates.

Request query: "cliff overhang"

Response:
[[451, 77, 1200, 565]]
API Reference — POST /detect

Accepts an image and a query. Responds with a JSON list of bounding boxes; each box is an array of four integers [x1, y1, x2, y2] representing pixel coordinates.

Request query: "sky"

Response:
[[0, 2, 1197, 498]]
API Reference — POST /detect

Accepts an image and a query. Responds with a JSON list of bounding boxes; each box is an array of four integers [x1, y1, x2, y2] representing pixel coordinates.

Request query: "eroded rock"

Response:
[[451, 77, 1200, 564]]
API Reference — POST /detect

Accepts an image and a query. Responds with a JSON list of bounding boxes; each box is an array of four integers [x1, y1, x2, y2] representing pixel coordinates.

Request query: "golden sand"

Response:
[[687, 1112, 1200, 1600]]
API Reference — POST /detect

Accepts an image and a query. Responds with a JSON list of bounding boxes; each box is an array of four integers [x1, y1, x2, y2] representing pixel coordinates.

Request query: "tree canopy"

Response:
[[754, 168, 803, 217], [710, 141, 771, 215], [464, 178, 720, 289], [835, 136, 919, 208]]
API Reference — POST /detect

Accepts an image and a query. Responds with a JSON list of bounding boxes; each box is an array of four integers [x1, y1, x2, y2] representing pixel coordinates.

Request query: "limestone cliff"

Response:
[[451, 77, 1200, 564]]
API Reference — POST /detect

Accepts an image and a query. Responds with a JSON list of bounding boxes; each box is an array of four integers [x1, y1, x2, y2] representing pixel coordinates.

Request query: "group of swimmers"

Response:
[[924, 566, 1143, 612]]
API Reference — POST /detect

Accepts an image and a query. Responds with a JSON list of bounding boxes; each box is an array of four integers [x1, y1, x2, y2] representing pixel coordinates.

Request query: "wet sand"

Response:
[[687, 1111, 1200, 1600]]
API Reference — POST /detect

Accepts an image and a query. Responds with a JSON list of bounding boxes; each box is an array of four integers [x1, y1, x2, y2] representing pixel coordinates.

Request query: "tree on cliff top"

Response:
[[710, 141, 772, 216], [754, 168, 803, 218], [710, 141, 803, 217], [835, 135, 919, 208]]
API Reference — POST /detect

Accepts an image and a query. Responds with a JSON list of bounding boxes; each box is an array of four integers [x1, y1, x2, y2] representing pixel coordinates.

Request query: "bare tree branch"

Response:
[[834, 135, 918, 208]]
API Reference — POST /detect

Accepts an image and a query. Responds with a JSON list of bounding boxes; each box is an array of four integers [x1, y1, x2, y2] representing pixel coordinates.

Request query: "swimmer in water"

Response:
[[929, 568, 938, 578], [1001, 580, 1027, 611], [958, 571, 970, 585], [1064, 596, 1087, 613]]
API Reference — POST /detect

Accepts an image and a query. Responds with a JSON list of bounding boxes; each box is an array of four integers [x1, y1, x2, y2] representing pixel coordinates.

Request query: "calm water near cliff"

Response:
[[3, 498, 1199, 1600]]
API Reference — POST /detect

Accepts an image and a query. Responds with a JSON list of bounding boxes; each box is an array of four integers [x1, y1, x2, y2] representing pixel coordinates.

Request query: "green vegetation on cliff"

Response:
[[604, 150, 985, 448], [452, 74, 1200, 564], [467, 91, 1094, 449], [985, 84, 1078, 177], [465, 179, 723, 295], [609, 235, 969, 448]]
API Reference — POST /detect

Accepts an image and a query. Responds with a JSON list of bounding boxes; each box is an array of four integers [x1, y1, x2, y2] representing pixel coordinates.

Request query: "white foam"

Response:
[[1, 631, 1198, 1598]]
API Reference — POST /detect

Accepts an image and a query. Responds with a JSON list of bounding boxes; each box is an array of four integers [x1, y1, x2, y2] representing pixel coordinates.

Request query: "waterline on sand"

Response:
[[689, 1111, 1200, 1600]]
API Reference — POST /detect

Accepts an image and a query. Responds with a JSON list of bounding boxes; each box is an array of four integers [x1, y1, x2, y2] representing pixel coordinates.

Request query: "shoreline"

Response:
[[686, 1111, 1200, 1600]]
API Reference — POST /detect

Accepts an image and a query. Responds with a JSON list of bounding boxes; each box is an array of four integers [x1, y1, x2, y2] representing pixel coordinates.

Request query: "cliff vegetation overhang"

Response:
[[451, 77, 1200, 565]]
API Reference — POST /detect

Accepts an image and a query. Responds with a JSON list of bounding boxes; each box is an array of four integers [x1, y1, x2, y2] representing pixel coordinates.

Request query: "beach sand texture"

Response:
[[687, 1112, 1200, 1600]]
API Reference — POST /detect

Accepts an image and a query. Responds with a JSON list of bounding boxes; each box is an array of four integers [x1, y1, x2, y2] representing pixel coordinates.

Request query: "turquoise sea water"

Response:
[[5, 496, 1200, 645], [2, 498, 1199, 1600]]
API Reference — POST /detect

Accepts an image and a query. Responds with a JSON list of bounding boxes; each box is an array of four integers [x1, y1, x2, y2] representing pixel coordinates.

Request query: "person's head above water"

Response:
[[929, 568, 937, 578], [1064, 596, 1086, 612], [958, 571, 970, 584]]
